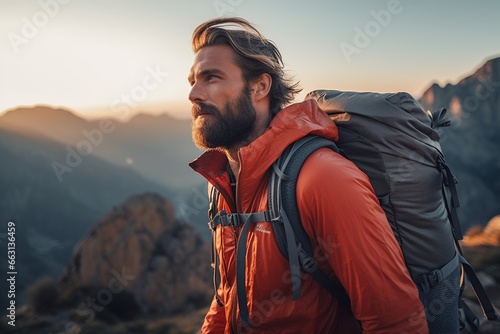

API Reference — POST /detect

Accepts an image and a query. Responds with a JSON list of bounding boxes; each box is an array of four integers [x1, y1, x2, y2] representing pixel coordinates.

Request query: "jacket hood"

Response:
[[189, 99, 338, 210]]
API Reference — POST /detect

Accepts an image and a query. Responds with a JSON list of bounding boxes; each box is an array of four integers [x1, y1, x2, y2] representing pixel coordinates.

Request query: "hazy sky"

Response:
[[1, 0, 499, 120]]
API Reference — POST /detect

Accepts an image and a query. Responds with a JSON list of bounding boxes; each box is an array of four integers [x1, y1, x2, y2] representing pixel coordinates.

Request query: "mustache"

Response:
[[191, 103, 219, 118]]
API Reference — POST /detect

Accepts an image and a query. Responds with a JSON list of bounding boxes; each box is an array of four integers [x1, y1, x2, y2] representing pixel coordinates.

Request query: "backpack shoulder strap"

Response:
[[269, 135, 351, 309], [208, 184, 224, 307]]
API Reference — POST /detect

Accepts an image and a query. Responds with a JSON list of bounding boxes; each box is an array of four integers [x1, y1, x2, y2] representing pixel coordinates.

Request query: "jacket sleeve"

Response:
[[201, 296, 226, 333], [297, 149, 429, 334]]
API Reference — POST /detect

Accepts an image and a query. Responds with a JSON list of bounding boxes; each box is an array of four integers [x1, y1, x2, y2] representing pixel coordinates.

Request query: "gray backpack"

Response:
[[300, 90, 497, 332], [207, 90, 498, 331]]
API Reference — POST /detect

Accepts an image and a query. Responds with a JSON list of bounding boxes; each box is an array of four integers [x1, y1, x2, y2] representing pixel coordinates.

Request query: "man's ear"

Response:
[[249, 73, 272, 102]]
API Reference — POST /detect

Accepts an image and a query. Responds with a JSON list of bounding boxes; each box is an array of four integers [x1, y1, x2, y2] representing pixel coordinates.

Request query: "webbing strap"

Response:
[[437, 158, 498, 324], [208, 186, 223, 307], [236, 215, 253, 327], [459, 255, 499, 321], [459, 299, 480, 332], [211, 230, 223, 307], [297, 245, 351, 308], [268, 135, 351, 309], [431, 108, 451, 128], [439, 158, 464, 240], [210, 210, 273, 230], [281, 208, 302, 300], [235, 211, 275, 327], [268, 137, 319, 302], [415, 253, 459, 293]]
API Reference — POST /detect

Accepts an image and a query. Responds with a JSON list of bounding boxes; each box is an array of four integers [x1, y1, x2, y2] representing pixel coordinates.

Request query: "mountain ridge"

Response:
[[418, 56, 500, 231], [0, 127, 179, 306], [1, 54, 499, 334], [0, 104, 203, 191]]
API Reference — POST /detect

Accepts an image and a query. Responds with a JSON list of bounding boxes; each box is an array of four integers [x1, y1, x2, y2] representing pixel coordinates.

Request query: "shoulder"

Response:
[[298, 147, 371, 190], [295, 146, 381, 217]]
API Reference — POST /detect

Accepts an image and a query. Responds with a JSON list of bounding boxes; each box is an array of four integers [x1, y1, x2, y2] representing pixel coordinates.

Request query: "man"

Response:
[[188, 17, 428, 333]]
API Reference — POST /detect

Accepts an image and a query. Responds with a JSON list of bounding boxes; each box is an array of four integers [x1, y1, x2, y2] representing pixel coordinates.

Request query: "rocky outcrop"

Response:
[[463, 216, 500, 246], [58, 192, 212, 316], [419, 57, 500, 231]]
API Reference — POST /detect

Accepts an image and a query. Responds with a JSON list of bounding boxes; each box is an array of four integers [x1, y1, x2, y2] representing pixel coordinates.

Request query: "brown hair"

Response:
[[192, 17, 301, 116]]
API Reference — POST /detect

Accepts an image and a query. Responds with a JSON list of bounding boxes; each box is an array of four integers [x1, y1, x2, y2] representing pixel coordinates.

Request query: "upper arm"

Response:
[[296, 148, 428, 333]]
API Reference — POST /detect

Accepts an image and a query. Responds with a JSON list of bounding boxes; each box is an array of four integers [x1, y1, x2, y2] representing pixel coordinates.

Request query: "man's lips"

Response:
[[192, 105, 213, 119]]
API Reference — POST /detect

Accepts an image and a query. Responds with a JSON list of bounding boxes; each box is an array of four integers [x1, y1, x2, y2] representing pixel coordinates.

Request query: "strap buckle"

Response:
[[209, 209, 230, 230], [297, 243, 318, 273]]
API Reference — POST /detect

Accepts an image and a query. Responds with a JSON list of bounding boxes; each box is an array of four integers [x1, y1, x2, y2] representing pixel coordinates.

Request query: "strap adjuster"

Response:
[[297, 243, 318, 273], [209, 210, 229, 230]]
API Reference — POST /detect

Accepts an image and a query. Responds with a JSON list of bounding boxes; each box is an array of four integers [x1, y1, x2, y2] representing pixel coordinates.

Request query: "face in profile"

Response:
[[188, 45, 256, 150]]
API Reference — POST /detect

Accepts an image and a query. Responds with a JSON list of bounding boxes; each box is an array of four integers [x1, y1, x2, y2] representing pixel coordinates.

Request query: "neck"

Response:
[[226, 150, 240, 181], [224, 111, 273, 181]]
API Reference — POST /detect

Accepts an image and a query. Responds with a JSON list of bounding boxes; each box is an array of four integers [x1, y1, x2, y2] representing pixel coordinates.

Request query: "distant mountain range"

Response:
[[0, 127, 179, 305], [0, 55, 499, 310], [0, 107, 213, 305], [0, 106, 204, 191]]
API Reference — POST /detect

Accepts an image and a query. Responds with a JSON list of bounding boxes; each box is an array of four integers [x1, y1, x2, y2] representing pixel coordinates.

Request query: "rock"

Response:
[[419, 57, 500, 233], [58, 192, 212, 317], [463, 216, 500, 246], [484, 216, 500, 236]]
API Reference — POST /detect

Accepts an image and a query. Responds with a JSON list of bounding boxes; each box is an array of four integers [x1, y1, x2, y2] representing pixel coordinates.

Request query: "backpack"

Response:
[[207, 89, 498, 331]]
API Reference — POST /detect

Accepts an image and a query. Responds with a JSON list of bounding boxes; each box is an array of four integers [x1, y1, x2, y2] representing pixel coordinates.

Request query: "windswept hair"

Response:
[[192, 17, 301, 116]]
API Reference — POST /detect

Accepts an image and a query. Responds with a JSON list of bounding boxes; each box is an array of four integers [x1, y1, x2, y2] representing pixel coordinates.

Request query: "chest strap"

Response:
[[209, 209, 277, 327], [209, 210, 274, 230]]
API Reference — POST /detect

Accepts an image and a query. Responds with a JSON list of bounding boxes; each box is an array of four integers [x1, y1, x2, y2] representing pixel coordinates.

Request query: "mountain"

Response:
[[56, 193, 212, 316], [0, 127, 177, 305], [0, 106, 204, 191], [0, 193, 212, 334], [419, 56, 500, 232], [0, 105, 92, 142], [2, 55, 499, 331]]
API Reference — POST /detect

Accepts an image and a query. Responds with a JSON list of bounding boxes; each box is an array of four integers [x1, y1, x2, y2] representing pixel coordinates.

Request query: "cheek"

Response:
[[211, 81, 245, 103]]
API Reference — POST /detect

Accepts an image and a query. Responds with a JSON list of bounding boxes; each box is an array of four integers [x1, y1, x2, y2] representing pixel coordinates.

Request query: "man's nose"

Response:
[[188, 82, 205, 104]]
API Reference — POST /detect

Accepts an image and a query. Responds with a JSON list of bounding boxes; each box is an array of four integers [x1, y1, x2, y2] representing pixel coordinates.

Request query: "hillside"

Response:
[[0, 193, 212, 334], [0, 128, 176, 305], [0, 106, 204, 191]]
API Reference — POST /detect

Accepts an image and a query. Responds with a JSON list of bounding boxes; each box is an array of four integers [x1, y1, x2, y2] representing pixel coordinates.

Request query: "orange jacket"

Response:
[[190, 100, 428, 334]]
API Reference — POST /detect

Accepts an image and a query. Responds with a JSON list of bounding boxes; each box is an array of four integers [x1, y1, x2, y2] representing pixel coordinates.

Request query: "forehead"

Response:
[[189, 45, 242, 78]]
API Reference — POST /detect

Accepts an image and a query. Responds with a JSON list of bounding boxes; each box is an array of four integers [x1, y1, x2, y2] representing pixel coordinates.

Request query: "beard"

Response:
[[191, 86, 257, 150]]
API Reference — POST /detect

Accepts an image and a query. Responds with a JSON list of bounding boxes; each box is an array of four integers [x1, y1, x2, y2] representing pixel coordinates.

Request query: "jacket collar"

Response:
[[189, 99, 338, 210]]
